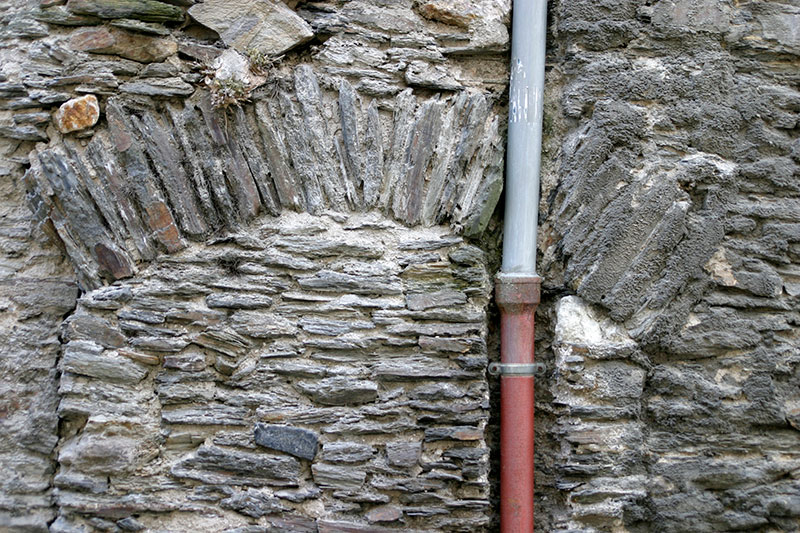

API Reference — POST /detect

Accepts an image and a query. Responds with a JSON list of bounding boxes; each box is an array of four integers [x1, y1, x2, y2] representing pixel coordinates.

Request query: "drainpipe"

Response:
[[489, 0, 547, 531]]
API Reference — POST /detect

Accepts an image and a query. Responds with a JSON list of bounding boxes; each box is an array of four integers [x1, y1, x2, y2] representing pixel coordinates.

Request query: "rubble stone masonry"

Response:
[[0, 0, 798, 532]]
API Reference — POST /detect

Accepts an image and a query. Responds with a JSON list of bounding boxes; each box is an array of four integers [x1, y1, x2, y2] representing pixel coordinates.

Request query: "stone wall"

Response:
[[2, 0, 800, 532], [536, 0, 800, 531], [53, 213, 493, 532], [0, 0, 509, 531]]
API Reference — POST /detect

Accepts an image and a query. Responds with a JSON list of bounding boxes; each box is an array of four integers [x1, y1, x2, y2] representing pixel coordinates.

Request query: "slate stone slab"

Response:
[[296, 377, 378, 406], [385, 441, 421, 467], [188, 0, 313, 55], [61, 341, 148, 383], [312, 463, 366, 491], [254, 423, 319, 460], [321, 442, 375, 463], [171, 445, 300, 487], [67, 0, 185, 22]]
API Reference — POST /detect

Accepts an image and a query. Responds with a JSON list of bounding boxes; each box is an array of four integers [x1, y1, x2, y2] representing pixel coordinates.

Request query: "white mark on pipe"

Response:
[[509, 59, 543, 125]]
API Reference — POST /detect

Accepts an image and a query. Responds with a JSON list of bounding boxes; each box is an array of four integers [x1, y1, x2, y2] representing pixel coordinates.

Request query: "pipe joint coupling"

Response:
[[495, 274, 541, 312]]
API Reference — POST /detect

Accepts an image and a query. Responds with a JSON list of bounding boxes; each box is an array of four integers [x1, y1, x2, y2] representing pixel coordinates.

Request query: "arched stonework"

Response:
[[25, 68, 504, 291]]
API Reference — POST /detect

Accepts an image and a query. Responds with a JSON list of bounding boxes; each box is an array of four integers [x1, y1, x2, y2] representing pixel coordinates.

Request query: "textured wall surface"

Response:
[[0, 0, 509, 531], [2, 0, 800, 532], [536, 0, 800, 531], [54, 213, 493, 532]]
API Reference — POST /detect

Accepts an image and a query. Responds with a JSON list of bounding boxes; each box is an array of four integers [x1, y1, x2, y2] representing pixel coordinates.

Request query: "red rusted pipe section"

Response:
[[496, 275, 541, 532]]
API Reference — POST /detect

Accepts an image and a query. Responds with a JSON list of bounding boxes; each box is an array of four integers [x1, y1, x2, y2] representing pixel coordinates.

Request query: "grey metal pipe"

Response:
[[495, 1, 548, 531], [501, 0, 547, 276]]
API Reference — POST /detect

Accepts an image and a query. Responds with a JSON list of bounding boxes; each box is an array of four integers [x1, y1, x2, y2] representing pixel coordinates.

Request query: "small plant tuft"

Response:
[[246, 48, 283, 77], [207, 77, 251, 110]]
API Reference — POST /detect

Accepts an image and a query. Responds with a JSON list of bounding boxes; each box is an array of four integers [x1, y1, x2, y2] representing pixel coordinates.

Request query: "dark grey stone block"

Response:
[[254, 423, 319, 461]]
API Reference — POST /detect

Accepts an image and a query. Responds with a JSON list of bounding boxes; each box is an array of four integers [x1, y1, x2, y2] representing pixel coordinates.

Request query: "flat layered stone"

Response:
[[228, 311, 297, 339], [193, 328, 250, 357], [312, 463, 366, 491], [61, 341, 148, 383], [162, 404, 250, 425], [321, 442, 375, 463], [220, 488, 287, 518], [206, 293, 274, 309], [171, 445, 300, 487], [188, 0, 313, 55], [119, 79, 194, 97], [406, 289, 467, 311], [296, 377, 378, 406], [254, 423, 319, 460], [424, 426, 483, 442], [317, 520, 411, 533], [67, 0, 184, 22], [34, 6, 102, 26], [0, 124, 48, 141], [385, 441, 421, 467], [274, 237, 383, 259], [366, 505, 403, 523], [297, 270, 402, 295], [163, 352, 206, 372], [63, 313, 126, 348], [70, 27, 177, 63], [110, 18, 171, 35]]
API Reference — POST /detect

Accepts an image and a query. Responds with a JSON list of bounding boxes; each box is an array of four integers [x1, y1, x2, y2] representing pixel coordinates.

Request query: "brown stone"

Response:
[[94, 242, 133, 279], [54, 94, 100, 133], [118, 349, 161, 365], [70, 27, 115, 51], [366, 505, 403, 523], [144, 201, 184, 253], [417, 1, 476, 28], [70, 27, 177, 63]]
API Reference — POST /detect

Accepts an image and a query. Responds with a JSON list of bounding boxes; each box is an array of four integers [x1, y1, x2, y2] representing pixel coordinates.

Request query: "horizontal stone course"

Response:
[[37, 212, 491, 530]]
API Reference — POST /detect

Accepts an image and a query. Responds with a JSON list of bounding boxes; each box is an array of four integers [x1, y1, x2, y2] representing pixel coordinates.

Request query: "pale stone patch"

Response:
[[54, 94, 100, 134], [188, 0, 313, 55]]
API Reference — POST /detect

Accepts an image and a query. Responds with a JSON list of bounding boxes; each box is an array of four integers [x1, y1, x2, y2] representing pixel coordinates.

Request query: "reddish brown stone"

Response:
[[453, 427, 483, 440], [417, 1, 475, 28], [144, 201, 183, 253], [366, 505, 403, 523], [54, 94, 100, 134], [70, 27, 115, 51], [118, 349, 161, 366], [94, 242, 133, 280]]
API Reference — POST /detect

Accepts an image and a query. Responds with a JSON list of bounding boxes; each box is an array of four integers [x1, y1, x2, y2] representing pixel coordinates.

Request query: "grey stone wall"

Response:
[[2, 0, 800, 532], [536, 0, 800, 531], [0, 0, 508, 531], [53, 213, 493, 532]]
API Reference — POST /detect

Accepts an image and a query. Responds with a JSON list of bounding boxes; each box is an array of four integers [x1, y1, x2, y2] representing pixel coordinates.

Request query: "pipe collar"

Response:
[[495, 274, 541, 309]]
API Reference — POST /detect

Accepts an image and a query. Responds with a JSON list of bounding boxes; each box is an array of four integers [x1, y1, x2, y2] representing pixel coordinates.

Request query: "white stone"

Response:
[[554, 295, 636, 348]]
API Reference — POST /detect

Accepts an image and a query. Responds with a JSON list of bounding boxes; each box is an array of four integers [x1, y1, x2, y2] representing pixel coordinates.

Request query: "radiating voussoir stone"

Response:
[[54, 95, 100, 133], [254, 423, 319, 460]]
